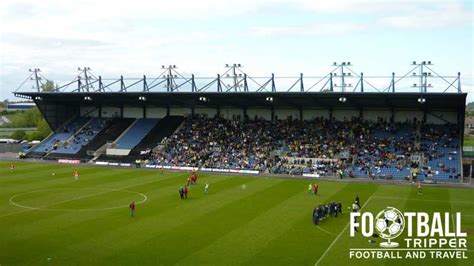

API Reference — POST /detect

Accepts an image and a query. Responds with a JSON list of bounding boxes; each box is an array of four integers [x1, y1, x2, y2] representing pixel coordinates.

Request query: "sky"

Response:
[[0, 0, 473, 101]]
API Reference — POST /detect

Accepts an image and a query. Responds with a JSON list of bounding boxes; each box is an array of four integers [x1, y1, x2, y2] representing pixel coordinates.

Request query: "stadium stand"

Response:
[[129, 116, 185, 156], [115, 118, 160, 149], [79, 118, 135, 154], [148, 115, 462, 182], [29, 117, 90, 156], [51, 118, 109, 154]]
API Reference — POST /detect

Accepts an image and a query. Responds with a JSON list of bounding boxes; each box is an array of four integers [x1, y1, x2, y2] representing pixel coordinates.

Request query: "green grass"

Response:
[[0, 161, 473, 266], [464, 135, 474, 147], [0, 129, 36, 138]]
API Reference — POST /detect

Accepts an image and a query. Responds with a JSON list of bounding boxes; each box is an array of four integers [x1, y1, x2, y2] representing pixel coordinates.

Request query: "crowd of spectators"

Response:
[[53, 118, 108, 153], [148, 114, 461, 180]]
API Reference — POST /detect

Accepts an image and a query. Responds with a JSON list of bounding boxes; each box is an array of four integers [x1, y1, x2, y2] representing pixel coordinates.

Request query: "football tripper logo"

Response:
[[374, 207, 405, 247]]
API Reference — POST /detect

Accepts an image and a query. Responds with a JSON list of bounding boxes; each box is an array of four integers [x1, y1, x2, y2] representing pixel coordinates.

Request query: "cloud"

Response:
[[2, 33, 110, 49], [0, 0, 472, 99], [250, 23, 367, 37], [378, 2, 473, 29]]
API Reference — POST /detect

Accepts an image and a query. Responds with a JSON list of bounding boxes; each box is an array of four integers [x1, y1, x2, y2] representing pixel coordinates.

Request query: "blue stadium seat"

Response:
[[115, 119, 159, 149], [52, 118, 109, 154], [32, 117, 90, 153]]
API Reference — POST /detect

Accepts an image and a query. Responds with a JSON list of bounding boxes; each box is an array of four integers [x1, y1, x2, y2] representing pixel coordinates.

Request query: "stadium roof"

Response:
[[14, 91, 467, 110]]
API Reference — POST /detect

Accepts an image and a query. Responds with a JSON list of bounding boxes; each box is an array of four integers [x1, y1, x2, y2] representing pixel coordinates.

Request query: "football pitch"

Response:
[[0, 161, 473, 266]]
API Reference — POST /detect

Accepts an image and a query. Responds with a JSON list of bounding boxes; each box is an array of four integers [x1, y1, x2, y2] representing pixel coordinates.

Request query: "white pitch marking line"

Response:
[[315, 226, 338, 236], [315, 195, 474, 265], [1, 174, 176, 218], [9, 188, 147, 212], [314, 196, 373, 266]]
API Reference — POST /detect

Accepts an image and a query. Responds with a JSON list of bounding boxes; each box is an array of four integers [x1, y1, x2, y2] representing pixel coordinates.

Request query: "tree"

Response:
[[41, 80, 55, 92], [36, 117, 51, 138], [10, 130, 26, 140]]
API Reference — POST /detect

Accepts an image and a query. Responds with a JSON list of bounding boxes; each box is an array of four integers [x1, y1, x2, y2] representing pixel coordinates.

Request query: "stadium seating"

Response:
[[130, 116, 185, 155], [115, 119, 159, 149], [51, 118, 109, 154], [149, 115, 462, 182], [30, 117, 90, 154], [28, 114, 462, 182]]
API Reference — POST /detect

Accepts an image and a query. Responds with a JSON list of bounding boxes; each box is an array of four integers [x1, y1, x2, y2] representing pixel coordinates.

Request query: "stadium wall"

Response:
[[195, 107, 217, 117], [274, 108, 300, 120], [123, 107, 143, 118], [169, 107, 191, 116], [363, 109, 391, 122], [247, 108, 272, 120], [146, 107, 167, 118], [302, 109, 330, 120], [426, 111, 457, 124], [80, 106, 99, 117], [221, 108, 244, 120], [101, 106, 121, 118], [78, 105, 459, 125]]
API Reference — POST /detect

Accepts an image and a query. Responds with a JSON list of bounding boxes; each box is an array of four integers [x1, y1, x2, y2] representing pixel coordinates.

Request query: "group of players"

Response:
[[312, 202, 343, 225], [308, 183, 319, 195], [179, 172, 210, 199], [312, 195, 363, 226]]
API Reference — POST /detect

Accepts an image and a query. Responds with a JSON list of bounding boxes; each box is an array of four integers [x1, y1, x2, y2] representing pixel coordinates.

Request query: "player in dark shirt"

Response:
[[129, 201, 135, 217]]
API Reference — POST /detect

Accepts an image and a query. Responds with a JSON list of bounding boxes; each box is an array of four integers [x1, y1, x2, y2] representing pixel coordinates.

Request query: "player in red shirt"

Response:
[[129, 201, 135, 217], [73, 169, 79, 180], [191, 171, 198, 185], [313, 183, 318, 195]]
